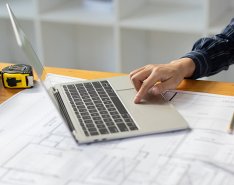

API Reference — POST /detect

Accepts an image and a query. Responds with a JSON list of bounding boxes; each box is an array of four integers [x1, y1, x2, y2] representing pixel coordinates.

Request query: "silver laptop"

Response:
[[7, 4, 189, 144]]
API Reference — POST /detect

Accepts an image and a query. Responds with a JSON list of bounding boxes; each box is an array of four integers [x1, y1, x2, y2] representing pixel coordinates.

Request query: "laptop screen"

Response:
[[6, 3, 80, 139], [6, 3, 51, 89]]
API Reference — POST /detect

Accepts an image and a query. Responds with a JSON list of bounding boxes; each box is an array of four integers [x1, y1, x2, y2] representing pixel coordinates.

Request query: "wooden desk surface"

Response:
[[1, 63, 234, 104]]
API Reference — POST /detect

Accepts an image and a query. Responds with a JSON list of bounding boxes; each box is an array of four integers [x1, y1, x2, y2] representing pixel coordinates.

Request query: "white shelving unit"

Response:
[[0, 0, 233, 81]]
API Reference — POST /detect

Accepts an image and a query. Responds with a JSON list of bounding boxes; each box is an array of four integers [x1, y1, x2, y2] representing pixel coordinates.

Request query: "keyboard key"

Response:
[[77, 105, 86, 109], [116, 123, 128, 132], [105, 104, 114, 108], [124, 118, 134, 123], [99, 111, 108, 115], [85, 102, 94, 106], [104, 101, 112, 105], [75, 83, 84, 88], [106, 121, 115, 126], [83, 116, 91, 120], [93, 82, 102, 88], [84, 120, 93, 124], [86, 123, 95, 128], [114, 118, 123, 122], [99, 94, 108, 98], [96, 124, 106, 128], [103, 118, 112, 122], [82, 96, 90, 100], [102, 98, 109, 101], [79, 109, 88, 113], [100, 81, 111, 88], [87, 127, 97, 132], [80, 112, 89, 116], [93, 117, 102, 121], [84, 82, 92, 88], [94, 120, 104, 124], [92, 97, 101, 101], [89, 109, 98, 113], [96, 104, 105, 108], [97, 107, 106, 111], [108, 126, 119, 133], [93, 100, 102, 104], [79, 122, 85, 127], [90, 131, 99, 136], [107, 107, 116, 112], [129, 126, 138, 131], [81, 125, 87, 131], [99, 128, 109, 134], [78, 118, 83, 122], [101, 114, 111, 119], [67, 84, 76, 89], [112, 115, 121, 119], [109, 97, 128, 114], [83, 130, 89, 136], [87, 106, 95, 110], [126, 122, 136, 127], [90, 113, 99, 117]]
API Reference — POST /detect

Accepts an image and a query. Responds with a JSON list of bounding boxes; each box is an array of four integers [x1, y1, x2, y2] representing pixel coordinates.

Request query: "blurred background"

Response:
[[0, 0, 233, 82]]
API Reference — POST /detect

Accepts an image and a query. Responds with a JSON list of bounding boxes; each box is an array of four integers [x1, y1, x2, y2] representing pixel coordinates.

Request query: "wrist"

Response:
[[171, 58, 195, 78]]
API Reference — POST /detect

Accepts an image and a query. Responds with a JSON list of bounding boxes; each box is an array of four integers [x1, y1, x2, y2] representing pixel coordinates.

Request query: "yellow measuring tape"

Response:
[[1, 64, 34, 88]]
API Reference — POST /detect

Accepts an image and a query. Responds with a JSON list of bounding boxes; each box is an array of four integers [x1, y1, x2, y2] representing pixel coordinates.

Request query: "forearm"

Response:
[[182, 18, 234, 79]]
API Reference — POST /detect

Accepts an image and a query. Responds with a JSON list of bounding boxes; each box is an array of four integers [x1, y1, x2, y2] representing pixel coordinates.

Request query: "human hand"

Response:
[[129, 58, 195, 103]]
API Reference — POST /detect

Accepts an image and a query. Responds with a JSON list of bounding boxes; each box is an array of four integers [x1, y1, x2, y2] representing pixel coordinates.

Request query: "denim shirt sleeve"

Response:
[[182, 18, 234, 79]]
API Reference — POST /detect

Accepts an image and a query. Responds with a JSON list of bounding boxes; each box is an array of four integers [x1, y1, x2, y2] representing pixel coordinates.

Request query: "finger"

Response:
[[150, 83, 166, 95], [150, 77, 181, 95], [134, 72, 159, 103], [129, 66, 145, 78], [131, 68, 152, 92]]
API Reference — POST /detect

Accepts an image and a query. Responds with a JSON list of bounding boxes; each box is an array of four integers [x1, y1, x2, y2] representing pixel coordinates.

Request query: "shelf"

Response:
[[0, 0, 233, 82], [0, 0, 36, 20], [120, 2, 205, 34], [40, 0, 115, 26]]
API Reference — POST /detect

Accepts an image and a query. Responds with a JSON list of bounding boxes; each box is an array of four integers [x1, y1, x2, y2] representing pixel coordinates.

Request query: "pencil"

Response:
[[227, 113, 234, 134]]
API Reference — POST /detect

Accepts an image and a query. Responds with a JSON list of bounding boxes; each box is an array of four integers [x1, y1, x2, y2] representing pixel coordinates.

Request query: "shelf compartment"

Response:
[[120, 2, 205, 34], [120, 28, 201, 73], [41, 22, 116, 72], [0, 0, 36, 20], [40, 0, 115, 26]]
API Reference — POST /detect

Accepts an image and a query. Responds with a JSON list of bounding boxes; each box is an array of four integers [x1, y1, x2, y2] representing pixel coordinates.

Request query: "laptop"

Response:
[[6, 4, 189, 144]]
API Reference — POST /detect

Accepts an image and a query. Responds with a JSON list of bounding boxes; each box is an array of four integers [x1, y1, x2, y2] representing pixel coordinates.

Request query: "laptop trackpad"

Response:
[[116, 89, 188, 132]]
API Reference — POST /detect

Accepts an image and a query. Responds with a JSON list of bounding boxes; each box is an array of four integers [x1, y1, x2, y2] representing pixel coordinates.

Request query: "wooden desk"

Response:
[[1, 62, 234, 104]]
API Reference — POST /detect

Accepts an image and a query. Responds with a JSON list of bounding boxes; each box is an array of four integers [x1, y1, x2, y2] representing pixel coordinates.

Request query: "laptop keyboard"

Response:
[[63, 80, 138, 136]]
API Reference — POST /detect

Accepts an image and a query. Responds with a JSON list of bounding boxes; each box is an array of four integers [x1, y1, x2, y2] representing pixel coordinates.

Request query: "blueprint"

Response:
[[0, 75, 234, 185]]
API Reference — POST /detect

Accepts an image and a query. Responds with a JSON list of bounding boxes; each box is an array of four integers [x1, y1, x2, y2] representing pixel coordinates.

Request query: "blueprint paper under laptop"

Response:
[[0, 74, 234, 185]]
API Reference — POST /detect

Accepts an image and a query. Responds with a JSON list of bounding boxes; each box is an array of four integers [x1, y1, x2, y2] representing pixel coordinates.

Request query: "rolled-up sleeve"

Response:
[[182, 18, 234, 79]]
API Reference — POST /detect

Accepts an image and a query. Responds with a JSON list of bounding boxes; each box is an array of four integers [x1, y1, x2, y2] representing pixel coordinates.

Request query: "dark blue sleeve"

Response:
[[182, 18, 234, 79]]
